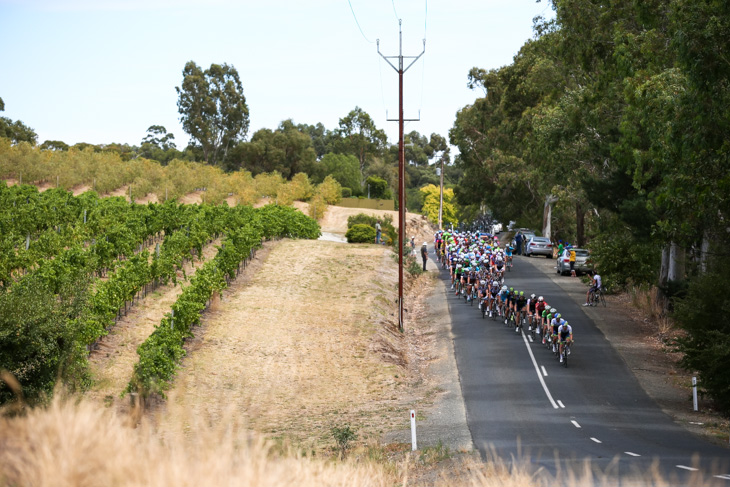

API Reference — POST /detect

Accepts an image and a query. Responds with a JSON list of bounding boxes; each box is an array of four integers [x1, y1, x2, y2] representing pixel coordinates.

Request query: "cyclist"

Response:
[[558, 320, 573, 363], [551, 312, 563, 353], [527, 294, 538, 332], [505, 245, 514, 268], [487, 280, 500, 317], [499, 285, 509, 318], [515, 291, 528, 333], [535, 296, 546, 337], [505, 287, 515, 324], [543, 307, 555, 346], [584, 270, 603, 306]]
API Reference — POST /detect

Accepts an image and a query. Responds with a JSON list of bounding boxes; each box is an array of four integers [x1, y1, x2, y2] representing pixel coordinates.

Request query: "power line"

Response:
[[391, 0, 399, 21], [347, 0, 374, 43]]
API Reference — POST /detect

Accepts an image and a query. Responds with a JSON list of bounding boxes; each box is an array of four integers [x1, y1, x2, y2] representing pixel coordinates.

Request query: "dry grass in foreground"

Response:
[[0, 397, 711, 487]]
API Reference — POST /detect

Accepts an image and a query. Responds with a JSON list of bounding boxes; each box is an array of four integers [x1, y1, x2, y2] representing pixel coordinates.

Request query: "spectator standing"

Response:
[[421, 242, 429, 271], [375, 220, 382, 244], [569, 246, 577, 277], [515, 232, 523, 255]]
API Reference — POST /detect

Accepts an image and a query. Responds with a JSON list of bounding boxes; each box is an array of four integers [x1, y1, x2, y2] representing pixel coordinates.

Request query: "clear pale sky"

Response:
[[0, 0, 554, 150]]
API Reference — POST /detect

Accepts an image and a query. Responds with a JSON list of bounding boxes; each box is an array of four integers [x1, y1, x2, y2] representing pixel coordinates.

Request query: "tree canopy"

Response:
[[176, 61, 249, 166]]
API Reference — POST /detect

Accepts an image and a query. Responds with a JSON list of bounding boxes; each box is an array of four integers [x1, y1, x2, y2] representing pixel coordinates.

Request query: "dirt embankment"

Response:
[[154, 239, 441, 454]]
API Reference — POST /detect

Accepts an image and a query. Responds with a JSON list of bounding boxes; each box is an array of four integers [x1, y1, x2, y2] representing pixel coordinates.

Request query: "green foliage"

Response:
[[230, 120, 316, 177], [0, 271, 91, 404], [176, 61, 249, 166], [332, 107, 387, 185], [365, 175, 390, 199], [331, 424, 357, 457], [341, 187, 352, 198], [345, 224, 376, 244], [346, 213, 395, 246], [310, 153, 361, 192], [584, 216, 659, 291], [0, 99, 37, 145], [673, 253, 730, 415]]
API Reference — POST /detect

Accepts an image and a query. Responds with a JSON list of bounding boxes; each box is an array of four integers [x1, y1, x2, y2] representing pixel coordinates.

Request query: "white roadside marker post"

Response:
[[410, 410, 417, 451], [692, 377, 698, 412]]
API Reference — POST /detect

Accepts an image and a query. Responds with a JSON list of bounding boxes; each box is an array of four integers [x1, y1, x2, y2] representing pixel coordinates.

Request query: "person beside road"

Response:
[[421, 242, 428, 271], [568, 246, 577, 277], [584, 270, 602, 306], [515, 232, 523, 255], [375, 220, 382, 244]]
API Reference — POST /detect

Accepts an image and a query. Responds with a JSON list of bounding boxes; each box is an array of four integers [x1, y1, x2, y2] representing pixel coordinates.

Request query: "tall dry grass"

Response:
[[629, 285, 674, 337], [0, 397, 394, 487], [0, 397, 710, 487]]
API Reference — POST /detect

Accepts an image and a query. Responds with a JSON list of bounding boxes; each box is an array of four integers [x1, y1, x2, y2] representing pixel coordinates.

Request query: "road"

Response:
[[439, 254, 730, 485]]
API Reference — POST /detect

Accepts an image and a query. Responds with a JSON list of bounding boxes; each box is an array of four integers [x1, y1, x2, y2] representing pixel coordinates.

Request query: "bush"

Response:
[[345, 224, 376, 243], [346, 213, 396, 246], [673, 253, 730, 415], [341, 187, 352, 198], [588, 218, 660, 291]]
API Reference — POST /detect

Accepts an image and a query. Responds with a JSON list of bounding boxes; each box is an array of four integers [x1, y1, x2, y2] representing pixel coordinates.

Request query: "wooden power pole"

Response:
[[378, 20, 425, 333]]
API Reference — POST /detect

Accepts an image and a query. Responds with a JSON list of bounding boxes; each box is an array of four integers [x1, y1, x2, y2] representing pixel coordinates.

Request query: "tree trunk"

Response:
[[542, 195, 558, 240], [668, 242, 685, 282], [700, 231, 710, 274], [576, 201, 586, 247], [657, 244, 671, 311]]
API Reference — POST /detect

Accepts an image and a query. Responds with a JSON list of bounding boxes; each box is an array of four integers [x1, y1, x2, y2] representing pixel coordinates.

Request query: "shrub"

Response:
[[345, 224, 376, 244], [346, 213, 396, 246], [673, 253, 730, 415], [341, 187, 352, 198]]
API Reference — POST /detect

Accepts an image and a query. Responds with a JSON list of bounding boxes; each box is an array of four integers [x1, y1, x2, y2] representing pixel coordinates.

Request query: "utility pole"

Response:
[[378, 20, 425, 333]]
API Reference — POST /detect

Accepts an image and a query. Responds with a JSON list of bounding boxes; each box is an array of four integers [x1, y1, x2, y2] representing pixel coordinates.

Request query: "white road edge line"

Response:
[[520, 331, 559, 409], [571, 420, 581, 428], [590, 437, 602, 444], [624, 452, 641, 457], [557, 400, 565, 408], [676, 465, 699, 472], [541, 366, 548, 377]]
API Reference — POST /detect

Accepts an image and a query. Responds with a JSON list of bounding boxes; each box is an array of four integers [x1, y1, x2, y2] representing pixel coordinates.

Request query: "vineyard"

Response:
[[0, 140, 343, 216], [0, 181, 321, 404]]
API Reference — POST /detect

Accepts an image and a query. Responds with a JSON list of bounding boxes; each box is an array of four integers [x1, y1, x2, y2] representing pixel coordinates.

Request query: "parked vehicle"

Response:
[[525, 236, 553, 258], [556, 248, 592, 275], [511, 229, 536, 249]]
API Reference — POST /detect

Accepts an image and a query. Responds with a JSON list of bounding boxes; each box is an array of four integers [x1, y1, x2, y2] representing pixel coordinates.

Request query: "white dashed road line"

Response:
[[520, 331, 558, 409], [571, 420, 581, 428], [714, 475, 730, 480], [676, 465, 699, 472], [557, 400, 565, 408], [624, 452, 641, 457], [541, 366, 548, 377], [590, 437, 602, 444]]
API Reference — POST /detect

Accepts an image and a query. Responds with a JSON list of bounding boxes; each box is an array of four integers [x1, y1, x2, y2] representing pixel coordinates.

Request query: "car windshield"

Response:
[[531, 237, 550, 243]]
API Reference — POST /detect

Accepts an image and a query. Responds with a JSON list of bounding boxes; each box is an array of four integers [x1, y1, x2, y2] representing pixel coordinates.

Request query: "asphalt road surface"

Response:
[[439, 254, 730, 485]]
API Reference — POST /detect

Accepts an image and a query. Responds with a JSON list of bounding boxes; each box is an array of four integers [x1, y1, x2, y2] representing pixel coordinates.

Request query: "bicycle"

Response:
[[560, 342, 571, 367], [588, 287, 606, 307]]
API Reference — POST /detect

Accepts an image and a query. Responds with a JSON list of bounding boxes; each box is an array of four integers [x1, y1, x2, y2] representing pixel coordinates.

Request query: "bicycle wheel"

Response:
[[562, 348, 568, 367], [600, 292, 606, 307]]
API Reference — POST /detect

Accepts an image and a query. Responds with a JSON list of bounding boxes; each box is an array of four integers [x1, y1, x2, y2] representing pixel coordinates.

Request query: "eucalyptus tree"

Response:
[[176, 61, 249, 166]]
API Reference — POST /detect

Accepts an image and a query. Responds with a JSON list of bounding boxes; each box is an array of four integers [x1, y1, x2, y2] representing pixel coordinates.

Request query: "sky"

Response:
[[0, 0, 554, 151]]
